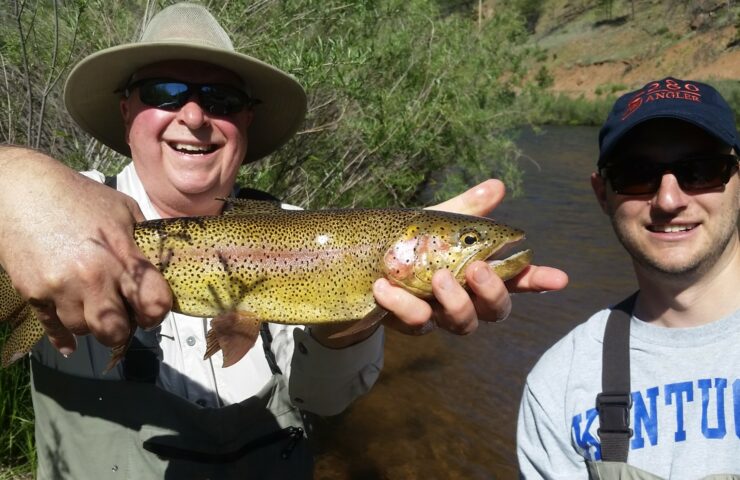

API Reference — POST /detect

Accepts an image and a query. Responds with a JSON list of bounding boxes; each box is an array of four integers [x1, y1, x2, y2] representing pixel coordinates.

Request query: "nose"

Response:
[[652, 172, 689, 212], [176, 96, 209, 129]]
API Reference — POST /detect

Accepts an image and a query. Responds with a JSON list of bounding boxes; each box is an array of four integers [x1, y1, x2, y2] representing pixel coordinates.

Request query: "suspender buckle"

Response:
[[596, 391, 633, 435]]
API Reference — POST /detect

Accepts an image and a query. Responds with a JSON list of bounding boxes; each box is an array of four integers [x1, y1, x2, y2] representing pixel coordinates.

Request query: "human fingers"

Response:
[[373, 278, 434, 335], [106, 194, 171, 329], [505, 265, 569, 294], [79, 274, 133, 348], [429, 268, 479, 335], [31, 302, 77, 356], [427, 179, 506, 217], [466, 261, 512, 323], [119, 257, 172, 330]]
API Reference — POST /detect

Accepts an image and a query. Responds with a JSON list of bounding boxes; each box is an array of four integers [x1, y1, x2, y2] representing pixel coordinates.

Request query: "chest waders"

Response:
[[588, 293, 739, 480], [30, 177, 312, 479]]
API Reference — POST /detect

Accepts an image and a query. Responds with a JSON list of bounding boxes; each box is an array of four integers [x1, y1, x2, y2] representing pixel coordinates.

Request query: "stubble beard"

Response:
[[609, 211, 739, 280]]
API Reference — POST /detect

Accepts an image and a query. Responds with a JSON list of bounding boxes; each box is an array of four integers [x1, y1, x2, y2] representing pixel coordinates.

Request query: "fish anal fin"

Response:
[[218, 198, 283, 216], [326, 306, 387, 340], [205, 311, 261, 368], [104, 320, 138, 374]]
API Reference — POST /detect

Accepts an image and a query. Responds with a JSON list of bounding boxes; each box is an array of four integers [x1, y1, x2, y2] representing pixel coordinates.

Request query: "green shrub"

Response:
[[518, 91, 614, 126], [0, 328, 34, 477]]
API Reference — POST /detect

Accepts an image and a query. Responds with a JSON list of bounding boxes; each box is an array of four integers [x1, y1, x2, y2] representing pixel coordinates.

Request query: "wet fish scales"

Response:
[[1, 207, 532, 367]]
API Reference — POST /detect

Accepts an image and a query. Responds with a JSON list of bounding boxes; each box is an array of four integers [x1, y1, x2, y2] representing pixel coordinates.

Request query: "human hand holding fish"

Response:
[[0, 148, 172, 360], [312, 179, 569, 347], [0, 161, 568, 364]]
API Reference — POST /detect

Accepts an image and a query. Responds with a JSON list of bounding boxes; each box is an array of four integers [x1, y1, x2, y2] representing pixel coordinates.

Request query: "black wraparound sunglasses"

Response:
[[121, 78, 261, 116], [601, 154, 739, 195]]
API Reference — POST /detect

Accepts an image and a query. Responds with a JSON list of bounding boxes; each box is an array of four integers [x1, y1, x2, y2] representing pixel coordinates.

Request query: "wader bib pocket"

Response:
[[31, 357, 312, 480]]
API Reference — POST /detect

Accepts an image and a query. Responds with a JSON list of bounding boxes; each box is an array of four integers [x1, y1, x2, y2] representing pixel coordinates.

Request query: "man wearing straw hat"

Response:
[[0, 3, 566, 478]]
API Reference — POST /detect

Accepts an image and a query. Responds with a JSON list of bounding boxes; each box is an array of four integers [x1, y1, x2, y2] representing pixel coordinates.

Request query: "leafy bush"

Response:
[[518, 91, 615, 126], [0, 335, 34, 477], [1, 0, 544, 208]]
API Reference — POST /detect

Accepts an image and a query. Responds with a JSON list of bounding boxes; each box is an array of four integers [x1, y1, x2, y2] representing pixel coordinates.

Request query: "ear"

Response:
[[591, 172, 609, 214]]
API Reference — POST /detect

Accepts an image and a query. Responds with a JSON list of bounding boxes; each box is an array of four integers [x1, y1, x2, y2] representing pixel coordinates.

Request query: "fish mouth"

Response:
[[483, 239, 533, 282]]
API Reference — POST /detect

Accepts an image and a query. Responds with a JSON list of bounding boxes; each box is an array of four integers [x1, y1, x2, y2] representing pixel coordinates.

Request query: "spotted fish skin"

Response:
[[1, 207, 531, 367], [0, 269, 41, 366]]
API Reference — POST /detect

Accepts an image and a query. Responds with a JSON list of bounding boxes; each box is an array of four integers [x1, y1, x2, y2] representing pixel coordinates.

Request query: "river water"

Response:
[[313, 125, 637, 479]]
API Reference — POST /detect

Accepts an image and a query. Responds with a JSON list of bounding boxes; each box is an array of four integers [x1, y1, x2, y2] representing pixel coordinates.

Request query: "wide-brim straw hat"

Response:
[[64, 2, 307, 163]]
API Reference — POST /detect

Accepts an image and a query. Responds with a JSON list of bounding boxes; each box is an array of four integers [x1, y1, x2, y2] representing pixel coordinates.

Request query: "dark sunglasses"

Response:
[[601, 154, 739, 195], [122, 78, 261, 115]]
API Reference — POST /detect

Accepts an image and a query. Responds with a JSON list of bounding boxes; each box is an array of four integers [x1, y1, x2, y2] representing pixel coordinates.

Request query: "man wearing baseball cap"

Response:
[[0, 3, 567, 478], [517, 77, 739, 478]]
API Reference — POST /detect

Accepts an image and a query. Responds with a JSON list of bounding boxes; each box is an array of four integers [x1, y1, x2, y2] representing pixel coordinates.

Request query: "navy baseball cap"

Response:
[[598, 77, 740, 166]]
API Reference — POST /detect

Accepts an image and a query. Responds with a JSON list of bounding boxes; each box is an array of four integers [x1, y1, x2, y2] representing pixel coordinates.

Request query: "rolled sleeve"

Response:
[[287, 326, 384, 416]]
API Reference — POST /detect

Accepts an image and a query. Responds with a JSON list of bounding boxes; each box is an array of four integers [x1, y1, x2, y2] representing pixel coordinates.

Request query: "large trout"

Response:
[[0, 200, 532, 368]]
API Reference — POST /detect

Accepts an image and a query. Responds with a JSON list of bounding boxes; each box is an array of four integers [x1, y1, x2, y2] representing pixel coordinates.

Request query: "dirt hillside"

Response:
[[510, 0, 740, 97]]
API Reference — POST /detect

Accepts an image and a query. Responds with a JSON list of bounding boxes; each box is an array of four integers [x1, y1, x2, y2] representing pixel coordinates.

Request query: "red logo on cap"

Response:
[[621, 79, 702, 120]]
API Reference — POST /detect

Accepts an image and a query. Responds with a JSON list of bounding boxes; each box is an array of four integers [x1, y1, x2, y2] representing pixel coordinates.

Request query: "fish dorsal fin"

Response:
[[219, 197, 283, 216]]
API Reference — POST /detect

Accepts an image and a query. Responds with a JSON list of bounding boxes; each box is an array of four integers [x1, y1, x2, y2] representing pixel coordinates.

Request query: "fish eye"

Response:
[[461, 230, 480, 245]]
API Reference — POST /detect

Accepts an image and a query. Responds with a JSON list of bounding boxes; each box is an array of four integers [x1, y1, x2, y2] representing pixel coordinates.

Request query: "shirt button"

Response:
[[195, 399, 207, 407], [186, 336, 196, 346]]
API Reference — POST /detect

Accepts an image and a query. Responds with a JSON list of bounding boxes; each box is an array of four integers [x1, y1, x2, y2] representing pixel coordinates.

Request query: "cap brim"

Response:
[[599, 109, 740, 165], [64, 42, 307, 162]]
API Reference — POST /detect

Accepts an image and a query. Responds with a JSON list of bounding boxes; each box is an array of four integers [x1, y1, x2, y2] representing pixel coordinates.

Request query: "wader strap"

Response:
[[235, 186, 280, 201], [104, 175, 117, 188], [106, 175, 161, 382], [260, 323, 282, 375], [597, 292, 638, 462]]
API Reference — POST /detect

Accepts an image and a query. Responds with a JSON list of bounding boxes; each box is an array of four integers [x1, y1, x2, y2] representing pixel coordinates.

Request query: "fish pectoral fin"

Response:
[[205, 311, 261, 368], [218, 197, 283, 216], [326, 306, 387, 340]]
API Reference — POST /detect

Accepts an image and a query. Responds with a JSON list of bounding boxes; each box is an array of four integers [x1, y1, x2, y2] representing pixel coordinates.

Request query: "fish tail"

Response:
[[1, 269, 45, 367], [2, 304, 43, 367]]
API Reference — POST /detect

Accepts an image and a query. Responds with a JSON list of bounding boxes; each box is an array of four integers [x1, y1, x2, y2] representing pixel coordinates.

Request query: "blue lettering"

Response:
[[572, 408, 601, 460], [698, 378, 727, 439], [734, 379, 740, 438], [631, 387, 659, 449], [665, 381, 693, 441]]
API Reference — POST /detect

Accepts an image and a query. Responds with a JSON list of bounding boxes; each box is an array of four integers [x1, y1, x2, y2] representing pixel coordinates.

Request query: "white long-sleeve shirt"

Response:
[[32, 162, 384, 416]]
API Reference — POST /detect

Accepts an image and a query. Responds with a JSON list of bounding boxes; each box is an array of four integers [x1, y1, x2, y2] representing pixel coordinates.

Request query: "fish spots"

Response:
[[1, 208, 530, 367]]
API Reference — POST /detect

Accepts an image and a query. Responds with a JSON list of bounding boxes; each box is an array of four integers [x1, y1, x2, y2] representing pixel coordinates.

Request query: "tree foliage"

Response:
[[1, 0, 544, 208]]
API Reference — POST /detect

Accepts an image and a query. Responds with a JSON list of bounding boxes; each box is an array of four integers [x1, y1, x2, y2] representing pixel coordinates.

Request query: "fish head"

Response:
[[382, 211, 530, 298]]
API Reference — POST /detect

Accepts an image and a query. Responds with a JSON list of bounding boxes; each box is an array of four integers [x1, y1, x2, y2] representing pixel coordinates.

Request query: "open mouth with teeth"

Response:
[[647, 224, 697, 233], [169, 142, 218, 154]]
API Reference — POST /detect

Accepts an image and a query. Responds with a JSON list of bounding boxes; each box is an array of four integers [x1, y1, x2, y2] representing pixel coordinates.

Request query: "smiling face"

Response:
[[120, 60, 254, 217], [592, 118, 740, 279]]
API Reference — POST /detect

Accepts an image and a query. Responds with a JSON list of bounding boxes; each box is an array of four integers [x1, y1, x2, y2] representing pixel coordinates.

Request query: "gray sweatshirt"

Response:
[[517, 307, 740, 479]]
